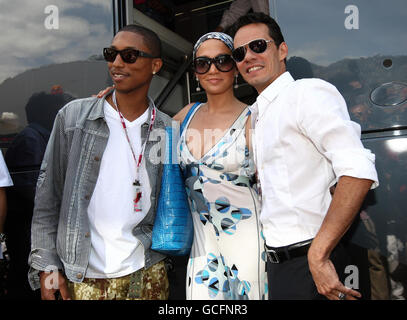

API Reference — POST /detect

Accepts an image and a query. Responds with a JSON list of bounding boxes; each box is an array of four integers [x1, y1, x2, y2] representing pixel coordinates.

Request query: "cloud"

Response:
[[0, 0, 112, 83], [277, 0, 407, 67]]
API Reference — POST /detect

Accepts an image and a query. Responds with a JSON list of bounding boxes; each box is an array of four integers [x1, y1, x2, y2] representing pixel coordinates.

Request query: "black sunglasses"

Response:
[[103, 47, 158, 64], [232, 39, 274, 62], [193, 54, 235, 74]]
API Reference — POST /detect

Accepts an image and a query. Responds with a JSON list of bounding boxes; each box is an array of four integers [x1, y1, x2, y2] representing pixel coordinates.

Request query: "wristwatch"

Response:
[[0, 233, 6, 242]]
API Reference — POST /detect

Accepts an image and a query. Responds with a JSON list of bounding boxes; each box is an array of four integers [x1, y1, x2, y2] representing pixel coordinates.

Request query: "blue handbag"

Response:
[[151, 103, 200, 255]]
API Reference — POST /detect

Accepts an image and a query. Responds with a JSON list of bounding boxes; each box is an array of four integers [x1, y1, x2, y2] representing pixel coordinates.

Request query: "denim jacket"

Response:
[[28, 95, 174, 290]]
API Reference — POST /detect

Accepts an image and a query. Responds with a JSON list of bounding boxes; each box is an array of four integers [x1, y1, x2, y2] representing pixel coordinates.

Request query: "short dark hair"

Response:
[[25, 92, 73, 131], [118, 24, 162, 58], [228, 12, 285, 47]]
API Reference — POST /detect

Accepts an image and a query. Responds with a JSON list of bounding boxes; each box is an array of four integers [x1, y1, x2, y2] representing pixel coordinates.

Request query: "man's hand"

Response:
[[39, 270, 71, 300], [308, 251, 361, 300], [307, 176, 373, 300]]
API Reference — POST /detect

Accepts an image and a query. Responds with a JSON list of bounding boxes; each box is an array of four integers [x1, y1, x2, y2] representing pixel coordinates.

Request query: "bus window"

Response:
[[0, 1, 114, 148], [273, 0, 407, 132], [272, 0, 407, 300], [0, 1, 114, 300]]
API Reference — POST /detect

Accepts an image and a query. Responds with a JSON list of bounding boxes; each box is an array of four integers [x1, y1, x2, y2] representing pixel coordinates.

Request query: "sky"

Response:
[[272, 0, 407, 66], [0, 0, 113, 83]]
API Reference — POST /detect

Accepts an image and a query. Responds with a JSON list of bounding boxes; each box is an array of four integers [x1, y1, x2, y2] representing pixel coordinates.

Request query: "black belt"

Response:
[[265, 239, 312, 264]]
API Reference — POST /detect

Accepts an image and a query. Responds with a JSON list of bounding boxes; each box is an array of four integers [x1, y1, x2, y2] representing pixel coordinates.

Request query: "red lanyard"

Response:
[[112, 90, 156, 178]]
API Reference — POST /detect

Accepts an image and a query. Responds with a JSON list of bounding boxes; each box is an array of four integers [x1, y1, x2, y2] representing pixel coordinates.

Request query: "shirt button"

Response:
[[84, 195, 90, 200], [84, 232, 90, 238], [76, 273, 83, 279], [94, 156, 100, 161]]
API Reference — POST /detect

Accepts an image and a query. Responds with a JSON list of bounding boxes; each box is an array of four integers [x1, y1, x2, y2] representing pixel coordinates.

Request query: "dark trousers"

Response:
[[267, 243, 351, 300]]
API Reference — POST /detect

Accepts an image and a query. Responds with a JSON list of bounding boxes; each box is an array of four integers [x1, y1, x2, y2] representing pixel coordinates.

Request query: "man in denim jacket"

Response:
[[28, 25, 173, 300]]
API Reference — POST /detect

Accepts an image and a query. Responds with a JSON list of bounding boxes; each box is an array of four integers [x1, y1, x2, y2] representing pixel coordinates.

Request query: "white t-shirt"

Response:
[[86, 100, 151, 278], [0, 152, 12, 259], [0, 152, 13, 187]]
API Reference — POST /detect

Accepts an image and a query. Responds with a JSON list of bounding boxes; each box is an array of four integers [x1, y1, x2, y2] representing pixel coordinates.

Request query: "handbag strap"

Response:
[[180, 102, 201, 135]]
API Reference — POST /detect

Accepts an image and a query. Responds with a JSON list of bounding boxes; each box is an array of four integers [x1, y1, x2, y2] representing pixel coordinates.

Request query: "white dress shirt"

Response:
[[250, 72, 379, 247]]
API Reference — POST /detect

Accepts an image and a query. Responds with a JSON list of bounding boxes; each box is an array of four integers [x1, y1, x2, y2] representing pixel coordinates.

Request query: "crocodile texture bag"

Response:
[[151, 125, 193, 256]]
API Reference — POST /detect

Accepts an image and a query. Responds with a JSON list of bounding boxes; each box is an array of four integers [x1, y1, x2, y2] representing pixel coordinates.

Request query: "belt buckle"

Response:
[[265, 247, 280, 264]]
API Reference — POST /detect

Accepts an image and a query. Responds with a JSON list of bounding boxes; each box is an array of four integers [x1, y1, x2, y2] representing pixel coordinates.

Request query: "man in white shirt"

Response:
[[0, 152, 13, 297], [229, 13, 379, 300], [0, 152, 13, 251]]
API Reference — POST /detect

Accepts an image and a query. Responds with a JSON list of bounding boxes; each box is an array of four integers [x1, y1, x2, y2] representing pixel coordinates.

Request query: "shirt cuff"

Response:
[[328, 148, 379, 189]]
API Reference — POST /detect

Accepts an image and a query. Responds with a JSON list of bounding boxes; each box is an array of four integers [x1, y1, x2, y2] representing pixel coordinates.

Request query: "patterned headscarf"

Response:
[[193, 32, 234, 60]]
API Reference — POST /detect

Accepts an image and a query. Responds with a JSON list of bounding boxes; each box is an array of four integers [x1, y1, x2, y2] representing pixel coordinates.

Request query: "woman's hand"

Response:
[[92, 85, 115, 98]]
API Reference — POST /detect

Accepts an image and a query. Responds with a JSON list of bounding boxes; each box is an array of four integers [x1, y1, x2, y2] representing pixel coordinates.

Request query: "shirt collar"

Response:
[[249, 71, 294, 124], [142, 96, 157, 127], [88, 88, 156, 127], [258, 71, 294, 104], [87, 95, 107, 121]]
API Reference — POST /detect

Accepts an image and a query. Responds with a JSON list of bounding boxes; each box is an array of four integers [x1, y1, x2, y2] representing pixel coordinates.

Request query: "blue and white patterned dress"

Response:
[[180, 103, 268, 300]]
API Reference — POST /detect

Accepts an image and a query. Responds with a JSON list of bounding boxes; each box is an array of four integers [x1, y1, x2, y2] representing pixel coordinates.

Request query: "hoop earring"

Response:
[[196, 77, 201, 92], [234, 74, 239, 89]]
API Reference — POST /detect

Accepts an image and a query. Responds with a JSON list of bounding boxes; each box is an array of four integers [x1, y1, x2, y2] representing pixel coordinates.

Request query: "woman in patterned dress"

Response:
[[173, 32, 267, 300]]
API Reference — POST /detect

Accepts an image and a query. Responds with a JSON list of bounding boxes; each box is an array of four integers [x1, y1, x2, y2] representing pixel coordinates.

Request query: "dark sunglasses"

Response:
[[193, 54, 235, 74], [103, 47, 158, 64], [232, 39, 274, 62]]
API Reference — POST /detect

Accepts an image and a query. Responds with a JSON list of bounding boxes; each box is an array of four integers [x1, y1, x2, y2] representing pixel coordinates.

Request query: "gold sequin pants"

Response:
[[68, 260, 169, 300]]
